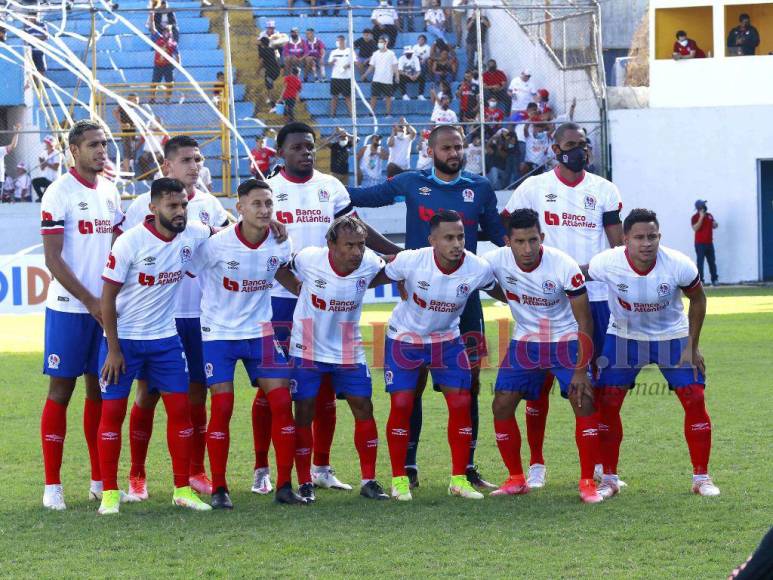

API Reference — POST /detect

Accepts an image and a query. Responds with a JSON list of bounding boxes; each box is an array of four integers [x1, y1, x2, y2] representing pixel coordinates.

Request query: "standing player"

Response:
[[118, 136, 231, 499], [252, 122, 400, 495], [378, 211, 497, 502], [194, 179, 305, 507], [40, 120, 125, 510], [349, 124, 507, 490], [483, 209, 602, 503], [97, 178, 212, 515], [501, 122, 623, 488], [588, 209, 719, 498], [288, 216, 390, 502]]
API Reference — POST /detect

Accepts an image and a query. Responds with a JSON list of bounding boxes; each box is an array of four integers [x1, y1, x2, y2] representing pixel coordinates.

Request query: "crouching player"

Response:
[[97, 178, 213, 515], [377, 210, 497, 501], [288, 216, 390, 502], [588, 208, 719, 498], [483, 209, 603, 503], [193, 179, 306, 507]]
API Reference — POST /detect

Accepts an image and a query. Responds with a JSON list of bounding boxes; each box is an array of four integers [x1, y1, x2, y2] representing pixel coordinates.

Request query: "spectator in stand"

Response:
[[416, 128, 433, 170], [483, 59, 508, 109], [535, 88, 554, 120], [692, 199, 719, 285], [424, 0, 447, 44], [508, 69, 536, 115], [457, 69, 479, 122], [33, 135, 62, 202], [465, 11, 489, 65], [25, 13, 48, 75], [149, 17, 180, 103], [430, 79, 452, 115], [430, 94, 458, 124], [509, 101, 539, 163], [14, 162, 32, 202], [452, 0, 468, 48], [727, 13, 760, 56], [673, 30, 707, 60], [364, 37, 399, 117], [0, 123, 20, 188], [251, 135, 277, 177], [321, 128, 354, 184], [149, 0, 178, 42], [113, 93, 141, 172], [328, 35, 354, 115], [485, 128, 518, 189], [357, 134, 388, 187], [386, 118, 416, 176], [397, 0, 414, 33], [258, 36, 281, 98], [213, 71, 226, 105], [280, 67, 303, 121], [196, 154, 213, 193], [371, 0, 400, 48], [483, 96, 505, 137], [283, 27, 305, 75], [521, 122, 551, 176], [397, 45, 422, 100], [431, 47, 457, 84], [412, 34, 431, 100], [464, 129, 483, 175], [354, 29, 379, 75], [302, 28, 326, 82], [2, 175, 13, 203]]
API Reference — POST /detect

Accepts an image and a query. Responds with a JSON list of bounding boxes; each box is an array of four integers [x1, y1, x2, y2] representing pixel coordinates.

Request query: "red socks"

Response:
[[597, 387, 628, 475], [129, 403, 155, 479], [386, 391, 415, 477], [207, 392, 234, 490], [494, 417, 524, 477], [189, 402, 207, 476], [525, 374, 553, 465], [266, 388, 296, 488], [41, 398, 67, 485], [354, 418, 379, 480], [252, 390, 271, 470], [313, 376, 337, 466], [575, 413, 601, 481], [98, 398, 128, 491], [162, 393, 193, 488], [676, 385, 712, 475], [295, 425, 313, 484], [83, 398, 102, 482], [444, 391, 472, 476]]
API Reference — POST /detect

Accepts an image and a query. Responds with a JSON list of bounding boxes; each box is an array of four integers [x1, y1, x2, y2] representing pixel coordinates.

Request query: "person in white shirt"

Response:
[[416, 129, 433, 170], [424, 0, 447, 44], [430, 94, 458, 124], [371, 0, 399, 48], [508, 69, 537, 113], [411, 34, 431, 100], [483, 208, 603, 503], [0, 123, 21, 186], [364, 38, 399, 117], [33, 136, 62, 201], [13, 162, 32, 202], [376, 210, 496, 501], [288, 216, 391, 501], [396, 45, 422, 101], [39, 120, 126, 511], [386, 118, 416, 176], [2, 175, 14, 202], [464, 131, 483, 175], [328, 35, 354, 116], [588, 208, 720, 499], [521, 122, 552, 174], [357, 134, 389, 187], [196, 154, 213, 193]]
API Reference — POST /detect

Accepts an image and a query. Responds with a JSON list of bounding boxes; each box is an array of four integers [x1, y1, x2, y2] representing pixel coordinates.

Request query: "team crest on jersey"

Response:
[[106, 199, 116, 213], [266, 256, 280, 271], [456, 283, 470, 297], [199, 210, 210, 224], [180, 246, 192, 264], [418, 186, 432, 196], [505, 275, 518, 285], [417, 280, 430, 290], [657, 282, 671, 297], [542, 280, 558, 294], [584, 195, 596, 210], [384, 370, 394, 385], [318, 189, 330, 202], [617, 283, 628, 293], [314, 278, 327, 289], [143, 256, 156, 266], [47, 353, 60, 370], [462, 188, 475, 203], [356, 277, 367, 292], [226, 260, 239, 270], [545, 193, 557, 202], [99, 377, 108, 392], [205, 363, 213, 378], [276, 192, 288, 202], [78, 201, 89, 211]]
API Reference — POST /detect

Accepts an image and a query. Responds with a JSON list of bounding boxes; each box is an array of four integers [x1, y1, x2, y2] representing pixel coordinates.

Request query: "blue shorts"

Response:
[[135, 317, 204, 384], [459, 292, 487, 363], [289, 356, 372, 401], [43, 308, 102, 378], [590, 300, 611, 359], [203, 335, 290, 387], [383, 336, 471, 393], [271, 296, 298, 351], [495, 340, 582, 399], [98, 335, 190, 400], [595, 334, 705, 389]]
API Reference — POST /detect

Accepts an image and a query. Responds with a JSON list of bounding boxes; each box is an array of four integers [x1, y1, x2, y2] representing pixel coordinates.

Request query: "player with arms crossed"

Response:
[[98, 178, 213, 515], [501, 122, 623, 489], [288, 216, 391, 502], [194, 179, 306, 507], [588, 208, 719, 498], [40, 120, 126, 510], [253, 122, 400, 495], [377, 210, 497, 501], [483, 209, 602, 503], [349, 124, 507, 490]]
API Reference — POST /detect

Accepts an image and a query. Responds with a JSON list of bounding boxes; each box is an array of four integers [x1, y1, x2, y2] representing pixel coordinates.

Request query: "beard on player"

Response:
[[433, 152, 465, 176]]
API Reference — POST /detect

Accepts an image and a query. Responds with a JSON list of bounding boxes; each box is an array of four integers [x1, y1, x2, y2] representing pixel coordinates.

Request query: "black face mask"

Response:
[[557, 145, 587, 173]]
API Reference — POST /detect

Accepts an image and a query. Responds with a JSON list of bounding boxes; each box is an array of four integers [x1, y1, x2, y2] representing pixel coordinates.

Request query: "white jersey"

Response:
[[588, 245, 700, 341], [41, 169, 124, 314], [289, 246, 384, 364], [120, 188, 229, 318], [193, 224, 292, 341], [483, 245, 586, 342], [385, 248, 495, 344], [503, 168, 623, 302], [102, 220, 211, 340], [267, 168, 355, 299]]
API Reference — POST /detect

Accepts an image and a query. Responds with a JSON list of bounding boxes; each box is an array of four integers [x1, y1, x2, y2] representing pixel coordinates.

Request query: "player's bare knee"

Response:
[[347, 396, 373, 421], [294, 398, 315, 426], [83, 374, 102, 401], [210, 382, 233, 395], [135, 382, 160, 409], [47, 376, 76, 405], [188, 382, 207, 405], [492, 393, 516, 420]]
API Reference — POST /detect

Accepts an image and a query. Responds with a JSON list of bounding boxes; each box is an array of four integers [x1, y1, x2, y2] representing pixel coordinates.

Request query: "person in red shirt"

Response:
[[250, 136, 277, 178], [691, 199, 719, 285], [280, 67, 302, 121], [673, 30, 706, 60], [482, 59, 507, 108], [483, 98, 504, 138], [149, 16, 179, 104], [536, 88, 554, 120]]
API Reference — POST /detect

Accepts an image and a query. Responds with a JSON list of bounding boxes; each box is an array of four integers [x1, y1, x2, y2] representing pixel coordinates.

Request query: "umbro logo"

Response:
[[276, 193, 289, 202], [226, 260, 240, 270], [314, 278, 327, 289], [78, 201, 89, 210], [545, 193, 557, 202], [418, 186, 431, 196], [617, 283, 628, 293], [143, 256, 156, 266], [506, 275, 518, 285], [417, 280, 430, 290]]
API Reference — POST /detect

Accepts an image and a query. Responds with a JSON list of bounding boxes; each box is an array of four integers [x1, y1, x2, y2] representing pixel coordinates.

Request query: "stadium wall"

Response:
[[609, 105, 773, 283]]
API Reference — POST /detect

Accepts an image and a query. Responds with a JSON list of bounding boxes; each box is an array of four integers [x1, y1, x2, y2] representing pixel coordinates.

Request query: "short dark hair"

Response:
[[150, 177, 185, 202], [507, 208, 541, 233], [68, 120, 104, 147], [428, 124, 463, 148], [739, 13, 750, 21], [676, 30, 687, 39], [526, 102, 538, 110], [337, 34, 345, 40], [553, 122, 583, 144], [418, 34, 427, 41], [164, 135, 199, 159], [237, 178, 272, 197], [623, 208, 659, 234], [363, 28, 373, 34], [326, 215, 367, 243], [276, 122, 315, 148], [429, 209, 462, 232], [306, 27, 315, 32]]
